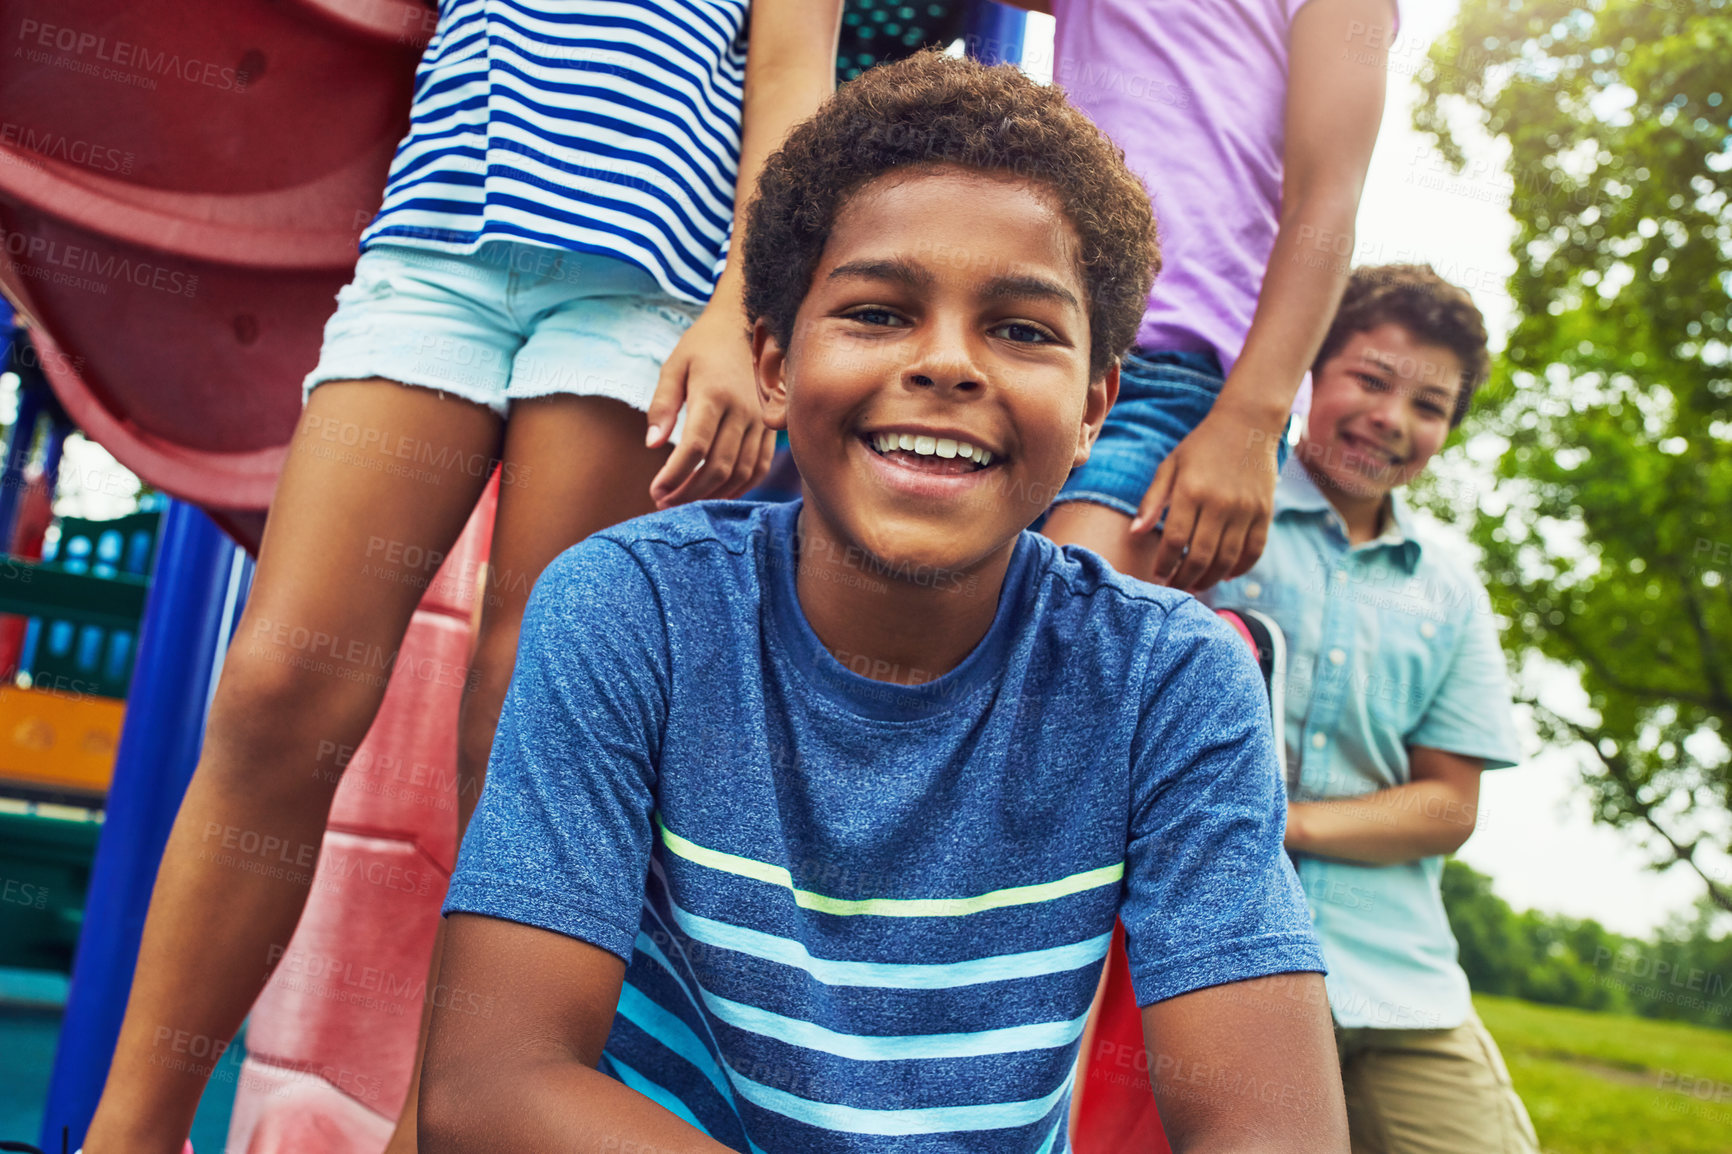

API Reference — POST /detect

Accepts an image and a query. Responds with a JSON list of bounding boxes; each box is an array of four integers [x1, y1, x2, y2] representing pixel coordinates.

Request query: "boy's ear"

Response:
[[751, 318, 790, 432], [1073, 359, 1120, 469]]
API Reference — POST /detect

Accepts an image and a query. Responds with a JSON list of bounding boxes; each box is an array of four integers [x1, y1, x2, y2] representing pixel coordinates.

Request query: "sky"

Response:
[[1022, 4, 1712, 937]]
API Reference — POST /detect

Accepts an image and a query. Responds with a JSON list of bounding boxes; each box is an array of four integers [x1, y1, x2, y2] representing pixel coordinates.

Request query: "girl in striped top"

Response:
[[80, 4, 843, 1154]]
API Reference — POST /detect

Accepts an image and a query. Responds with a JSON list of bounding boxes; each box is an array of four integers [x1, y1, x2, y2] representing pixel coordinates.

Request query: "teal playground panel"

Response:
[[23, 508, 163, 701]]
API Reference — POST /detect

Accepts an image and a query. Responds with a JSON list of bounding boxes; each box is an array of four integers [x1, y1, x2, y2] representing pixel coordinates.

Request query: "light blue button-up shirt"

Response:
[[1212, 460, 1522, 1029]]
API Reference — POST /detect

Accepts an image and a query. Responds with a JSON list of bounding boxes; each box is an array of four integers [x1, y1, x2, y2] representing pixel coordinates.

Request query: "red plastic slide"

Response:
[[0, 0, 432, 550], [0, 5, 484, 1151]]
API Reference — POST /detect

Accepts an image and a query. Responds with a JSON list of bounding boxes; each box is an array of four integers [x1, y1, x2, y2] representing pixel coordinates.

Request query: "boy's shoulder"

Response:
[[531, 499, 774, 613], [1400, 509, 1497, 621], [1042, 539, 1248, 666], [592, 497, 774, 560]]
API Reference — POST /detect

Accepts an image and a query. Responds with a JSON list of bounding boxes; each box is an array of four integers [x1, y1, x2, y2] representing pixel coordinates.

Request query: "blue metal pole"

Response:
[[964, 0, 1026, 66], [40, 500, 245, 1154], [0, 371, 46, 550], [41, 416, 72, 501]]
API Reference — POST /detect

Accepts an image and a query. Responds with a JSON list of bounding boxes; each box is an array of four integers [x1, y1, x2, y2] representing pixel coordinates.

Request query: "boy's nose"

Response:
[[906, 324, 984, 393], [1366, 392, 1405, 431]]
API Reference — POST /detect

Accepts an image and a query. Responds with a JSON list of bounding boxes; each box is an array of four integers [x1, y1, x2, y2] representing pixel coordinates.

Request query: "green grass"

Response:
[[1475, 994, 1732, 1154]]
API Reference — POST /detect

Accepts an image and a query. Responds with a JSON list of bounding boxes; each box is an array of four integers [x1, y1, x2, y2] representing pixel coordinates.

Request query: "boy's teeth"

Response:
[[869, 432, 994, 467]]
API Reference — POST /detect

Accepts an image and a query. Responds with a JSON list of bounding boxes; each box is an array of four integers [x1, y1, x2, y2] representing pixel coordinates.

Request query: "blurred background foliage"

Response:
[[1445, 858, 1732, 1028], [1417, 0, 1732, 911]]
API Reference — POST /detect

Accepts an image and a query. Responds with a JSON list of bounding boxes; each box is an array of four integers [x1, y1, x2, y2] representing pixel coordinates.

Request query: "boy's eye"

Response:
[[844, 307, 905, 327], [1355, 372, 1390, 391], [990, 320, 1055, 344]]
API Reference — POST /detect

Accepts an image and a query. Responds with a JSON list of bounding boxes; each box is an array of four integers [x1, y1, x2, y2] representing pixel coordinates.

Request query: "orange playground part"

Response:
[[0, 682, 126, 800]]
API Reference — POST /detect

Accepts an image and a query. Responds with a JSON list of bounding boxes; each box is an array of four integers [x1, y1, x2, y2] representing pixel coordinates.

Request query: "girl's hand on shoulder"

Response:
[[644, 304, 776, 508]]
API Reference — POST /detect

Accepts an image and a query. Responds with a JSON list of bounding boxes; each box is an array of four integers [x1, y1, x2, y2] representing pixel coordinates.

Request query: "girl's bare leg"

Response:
[[382, 394, 670, 1154], [81, 380, 502, 1154]]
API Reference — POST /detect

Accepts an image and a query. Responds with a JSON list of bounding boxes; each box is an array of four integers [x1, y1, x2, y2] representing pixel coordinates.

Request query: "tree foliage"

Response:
[[1418, 0, 1732, 909], [1443, 860, 1732, 1026]]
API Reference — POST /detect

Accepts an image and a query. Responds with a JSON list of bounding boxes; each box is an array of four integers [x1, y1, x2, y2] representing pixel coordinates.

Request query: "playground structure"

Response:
[[0, 2, 1179, 1151]]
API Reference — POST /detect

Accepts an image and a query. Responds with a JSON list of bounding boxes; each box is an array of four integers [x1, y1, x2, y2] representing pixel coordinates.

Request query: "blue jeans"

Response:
[[1044, 348, 1289, 525]]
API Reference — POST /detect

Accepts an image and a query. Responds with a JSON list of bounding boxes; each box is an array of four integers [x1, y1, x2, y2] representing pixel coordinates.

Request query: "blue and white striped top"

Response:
[[447, 500, 1324, 1152], [362, 0, 748, 303]]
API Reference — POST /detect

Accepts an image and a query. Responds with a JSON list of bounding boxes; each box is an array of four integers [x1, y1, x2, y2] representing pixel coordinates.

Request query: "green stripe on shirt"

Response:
[[655, 815, 1124, 918]]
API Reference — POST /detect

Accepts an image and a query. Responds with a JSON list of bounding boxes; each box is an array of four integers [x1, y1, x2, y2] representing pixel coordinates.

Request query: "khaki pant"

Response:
[[1336, 1012, 1541, 1154]]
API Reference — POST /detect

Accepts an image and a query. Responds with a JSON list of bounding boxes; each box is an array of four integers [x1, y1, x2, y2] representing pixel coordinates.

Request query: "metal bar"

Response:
[[0, 364, 45, 550], [963, 0, 1027, 66], [0, 559, 148, 631], [39, 500, 243, 1153], [41, 414, 72, 500]]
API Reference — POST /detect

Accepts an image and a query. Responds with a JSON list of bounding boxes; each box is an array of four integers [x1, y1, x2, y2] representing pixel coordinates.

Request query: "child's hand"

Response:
[[1130, 404, 1283, 591], [644, 304, 777, 507]]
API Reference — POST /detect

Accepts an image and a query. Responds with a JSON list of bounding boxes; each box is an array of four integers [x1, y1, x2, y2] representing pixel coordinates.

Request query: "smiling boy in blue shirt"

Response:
[[418, 52, 1347, 1154], [1212, 264, 1539, 1153]]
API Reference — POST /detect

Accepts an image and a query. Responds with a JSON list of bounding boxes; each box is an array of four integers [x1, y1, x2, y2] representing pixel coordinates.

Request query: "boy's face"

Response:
[[1300, 322, 1465, 506], [754, 165, 1113, 581]]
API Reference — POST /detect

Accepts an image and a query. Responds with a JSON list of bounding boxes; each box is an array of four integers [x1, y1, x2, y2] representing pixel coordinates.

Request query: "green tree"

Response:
[[1418, 0, 1732, 910], [1442, 859, 1633, 1013]]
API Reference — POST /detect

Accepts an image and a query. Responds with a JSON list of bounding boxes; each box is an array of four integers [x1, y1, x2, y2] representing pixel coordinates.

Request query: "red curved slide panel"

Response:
[[0, 0, 428, 541]]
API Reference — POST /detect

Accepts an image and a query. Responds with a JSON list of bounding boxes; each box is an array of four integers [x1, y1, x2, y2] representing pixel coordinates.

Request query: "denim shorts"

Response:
[[304, 241, 703, 437], [1049, 348, 1289, 520]]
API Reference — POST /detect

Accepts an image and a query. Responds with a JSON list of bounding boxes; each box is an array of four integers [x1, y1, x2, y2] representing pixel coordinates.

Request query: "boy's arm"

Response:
[[1285, 747, 1483, 865], [1290, 566, 1518, 865], [1136, 0, 1393, 591], [424, 538, 690, 1149], [421, 914, 736, 1154], [646, 0, 844, 507], [1141, 975, 1347, 1153], [1121, 602, 1342, 1148]]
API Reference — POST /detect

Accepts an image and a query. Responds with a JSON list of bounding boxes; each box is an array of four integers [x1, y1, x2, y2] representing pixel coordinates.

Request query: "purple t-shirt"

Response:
[[1052, 0, 1398, 373]]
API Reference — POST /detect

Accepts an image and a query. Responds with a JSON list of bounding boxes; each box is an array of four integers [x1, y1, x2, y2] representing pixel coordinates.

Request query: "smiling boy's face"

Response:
[[753, 165, 1114, 583], [1300, 322, 1465, 506]]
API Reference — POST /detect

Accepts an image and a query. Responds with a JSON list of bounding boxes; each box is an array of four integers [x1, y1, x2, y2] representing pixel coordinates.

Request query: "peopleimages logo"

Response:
[[0, 229, 199, 298], [0, 122, 134, 175], [16, 19, 255, 92]]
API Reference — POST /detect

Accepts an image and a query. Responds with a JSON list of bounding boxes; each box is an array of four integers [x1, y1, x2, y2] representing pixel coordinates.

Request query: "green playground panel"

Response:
[[13, 510, 160, 699], [0, 561, 146, 631], [838, 1, 967, 80], [0, 805, 101, 973], [0, 510, 161, 977]]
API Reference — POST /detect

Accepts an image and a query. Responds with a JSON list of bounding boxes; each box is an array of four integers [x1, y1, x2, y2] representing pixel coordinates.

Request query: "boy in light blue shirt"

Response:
[[1213, 264, 1539, 1153]]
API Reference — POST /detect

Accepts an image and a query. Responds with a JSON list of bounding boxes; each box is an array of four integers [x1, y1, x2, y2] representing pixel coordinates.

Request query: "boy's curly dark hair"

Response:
[[1314, 264, 1492, 427], [742, 50, 1158, 381]]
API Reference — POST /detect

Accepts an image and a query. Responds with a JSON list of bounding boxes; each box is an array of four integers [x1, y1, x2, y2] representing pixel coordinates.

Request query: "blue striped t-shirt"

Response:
[[363, 0, 747, 303], [446, 498, 1324, 1152]]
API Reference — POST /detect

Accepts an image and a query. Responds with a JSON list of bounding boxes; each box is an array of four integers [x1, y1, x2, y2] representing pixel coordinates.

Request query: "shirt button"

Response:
[[1311, 732, 1327, 749], [1334, 570, 1347, 583], [1245, 581, 1262, 599], [1329, 648, 1346, 665], [1421, 622, 1437, 638]]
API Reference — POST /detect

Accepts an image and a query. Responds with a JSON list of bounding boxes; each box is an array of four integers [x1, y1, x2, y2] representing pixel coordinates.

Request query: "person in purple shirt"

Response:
[[1008, 0, 1398, 593]]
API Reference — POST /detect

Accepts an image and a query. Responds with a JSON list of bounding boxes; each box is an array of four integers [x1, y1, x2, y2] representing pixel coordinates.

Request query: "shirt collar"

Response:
[[1275, 458, 1423, 571]]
